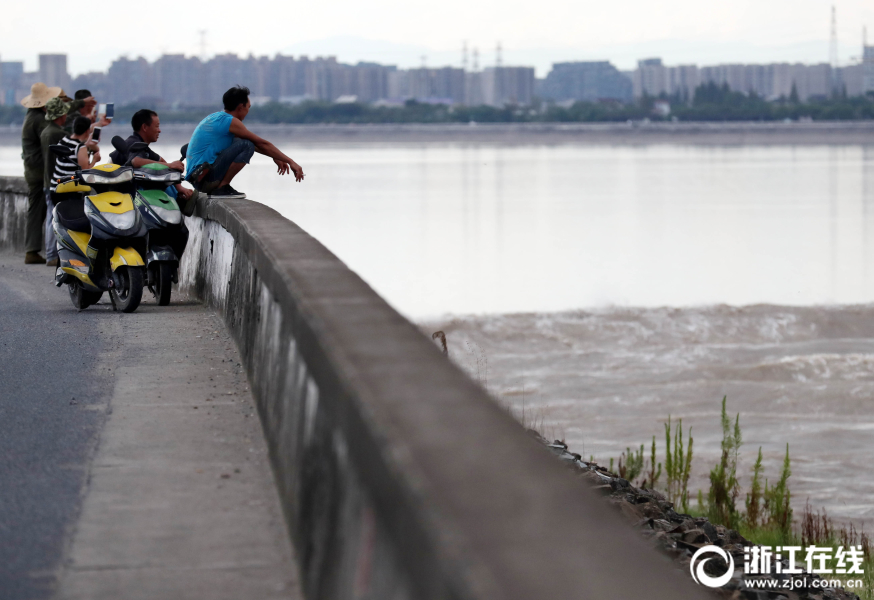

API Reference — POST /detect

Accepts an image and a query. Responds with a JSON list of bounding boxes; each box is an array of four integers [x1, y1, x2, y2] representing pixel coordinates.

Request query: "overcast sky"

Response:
[[1, 0, 872, 76]]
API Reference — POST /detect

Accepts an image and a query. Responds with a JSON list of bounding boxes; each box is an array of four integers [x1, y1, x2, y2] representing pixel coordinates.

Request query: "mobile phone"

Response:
[[98, 103, 114, 120], [91, 127, 102, 142]]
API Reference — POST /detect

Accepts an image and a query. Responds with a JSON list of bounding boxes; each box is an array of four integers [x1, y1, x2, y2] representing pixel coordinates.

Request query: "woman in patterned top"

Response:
[[51, 116, 100, 191]]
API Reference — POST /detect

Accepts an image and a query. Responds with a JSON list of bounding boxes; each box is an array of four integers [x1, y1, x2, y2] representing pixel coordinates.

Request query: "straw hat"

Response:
[[20, 82, 62, 109]]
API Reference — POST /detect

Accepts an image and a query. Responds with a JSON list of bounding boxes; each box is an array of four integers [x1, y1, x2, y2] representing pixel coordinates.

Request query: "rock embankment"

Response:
[[540, 435, 860, 600]]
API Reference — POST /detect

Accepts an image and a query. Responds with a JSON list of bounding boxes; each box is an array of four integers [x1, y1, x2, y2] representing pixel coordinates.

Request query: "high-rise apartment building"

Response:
[[107, 56, 155, 104], [38, 54, 70, 90], [0, 61, 24, 105], [481, 66, 535, 106], [155, 54, 206, 106], [539, 61, 632, 102], [405, 67, 465, 103], [632, 59, 837, 101], [863, 46, 874, 94]]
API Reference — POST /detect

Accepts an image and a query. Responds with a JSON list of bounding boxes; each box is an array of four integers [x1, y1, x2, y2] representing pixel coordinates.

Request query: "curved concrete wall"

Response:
[[1, 175, 708, 600], [0, 177, 28, 252]]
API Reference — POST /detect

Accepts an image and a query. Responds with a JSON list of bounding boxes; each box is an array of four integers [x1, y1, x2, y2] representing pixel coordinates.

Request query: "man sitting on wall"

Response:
[[185, 86, 304, 199]]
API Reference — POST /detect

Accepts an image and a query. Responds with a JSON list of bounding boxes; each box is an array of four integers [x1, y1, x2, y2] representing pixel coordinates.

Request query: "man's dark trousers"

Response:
[[24, 174, 45, 254]]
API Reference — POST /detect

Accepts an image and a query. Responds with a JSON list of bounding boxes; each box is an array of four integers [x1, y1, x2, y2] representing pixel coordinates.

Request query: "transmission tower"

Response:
[[199, 30, 208, 61], [496, 42, 503, 67], [472, 48, 479, 72], [830, 6, 839, 94], [462, 41, 468, 71]]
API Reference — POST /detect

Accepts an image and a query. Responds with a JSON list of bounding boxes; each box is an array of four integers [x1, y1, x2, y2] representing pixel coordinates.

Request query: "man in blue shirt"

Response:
[[186, 86, 304, 199]]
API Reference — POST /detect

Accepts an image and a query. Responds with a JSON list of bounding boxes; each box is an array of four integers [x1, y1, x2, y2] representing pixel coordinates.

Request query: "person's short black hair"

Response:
[[74, 89, 91, 100], [131, 109, 158, 133], [222, 85, 250, 111], [73, 116, 91, 136]]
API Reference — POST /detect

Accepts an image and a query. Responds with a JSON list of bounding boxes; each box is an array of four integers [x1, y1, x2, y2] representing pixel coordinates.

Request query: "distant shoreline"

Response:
[[3, 121, 874, 145]]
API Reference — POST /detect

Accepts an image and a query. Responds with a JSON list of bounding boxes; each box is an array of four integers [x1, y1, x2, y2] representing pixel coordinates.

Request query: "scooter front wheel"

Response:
[[69, 282, 103, 310], [155, 262, 173, 306], [110, 266, 143, 313]]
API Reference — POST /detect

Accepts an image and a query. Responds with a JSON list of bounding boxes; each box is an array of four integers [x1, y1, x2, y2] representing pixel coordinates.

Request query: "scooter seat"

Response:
[[55, 198, 91, 234]]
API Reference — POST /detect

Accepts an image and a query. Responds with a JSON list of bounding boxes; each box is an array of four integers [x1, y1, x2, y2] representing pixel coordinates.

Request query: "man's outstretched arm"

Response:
[[130, 155, 185, 171], [228, 118, 304, 181]]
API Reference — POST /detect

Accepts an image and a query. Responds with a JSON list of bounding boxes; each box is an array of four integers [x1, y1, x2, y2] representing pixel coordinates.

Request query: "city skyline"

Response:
[[0, 36, 870, 80], [2, 0, 874, 76], [3, 49, 868, 111]]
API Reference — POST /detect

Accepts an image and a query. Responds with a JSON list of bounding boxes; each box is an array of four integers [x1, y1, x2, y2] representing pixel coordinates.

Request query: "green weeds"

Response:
[[617, 444, 645, 483], [663, 416, 693, 513], [608, 397, 872, 598]]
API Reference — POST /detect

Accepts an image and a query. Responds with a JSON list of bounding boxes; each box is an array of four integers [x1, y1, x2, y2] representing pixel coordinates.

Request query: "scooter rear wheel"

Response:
[[110, 266, 143, 313], [155, 263, 173, 306], [68, 282, 103, 310]]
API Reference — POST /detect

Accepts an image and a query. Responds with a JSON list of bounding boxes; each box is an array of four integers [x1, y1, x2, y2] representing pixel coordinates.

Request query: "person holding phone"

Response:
[[63, 90, 110, 135], [52, 117, 101, 186]]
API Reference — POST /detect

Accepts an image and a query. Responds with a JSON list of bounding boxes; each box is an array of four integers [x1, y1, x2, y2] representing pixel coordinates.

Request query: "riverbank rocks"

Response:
[[537, 433, 861, 600]]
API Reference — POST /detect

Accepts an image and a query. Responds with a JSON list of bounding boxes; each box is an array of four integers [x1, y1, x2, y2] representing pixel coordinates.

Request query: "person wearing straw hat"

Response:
[[20, 83, 94, 265]]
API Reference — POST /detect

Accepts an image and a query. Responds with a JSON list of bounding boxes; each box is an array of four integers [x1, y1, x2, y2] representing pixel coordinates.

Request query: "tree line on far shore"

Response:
[[3, 82, 874, 126]]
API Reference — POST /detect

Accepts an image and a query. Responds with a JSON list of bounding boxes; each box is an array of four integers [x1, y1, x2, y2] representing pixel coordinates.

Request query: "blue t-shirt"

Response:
[[185, 112, 234, 177]]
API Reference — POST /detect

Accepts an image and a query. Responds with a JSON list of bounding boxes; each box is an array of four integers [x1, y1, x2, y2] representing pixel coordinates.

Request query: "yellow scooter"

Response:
[[51, 162, 148, 312]]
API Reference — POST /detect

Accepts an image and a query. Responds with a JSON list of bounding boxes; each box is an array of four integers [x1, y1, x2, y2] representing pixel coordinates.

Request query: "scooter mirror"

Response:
[[180, 143, 188, 160], [111, 136, 126, 152]]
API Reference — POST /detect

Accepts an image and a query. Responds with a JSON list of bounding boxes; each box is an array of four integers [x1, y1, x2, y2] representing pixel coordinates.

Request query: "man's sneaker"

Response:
[[208, 185, 246, 200], [24, 251, 46, 265], [46, 258, 59, 267]]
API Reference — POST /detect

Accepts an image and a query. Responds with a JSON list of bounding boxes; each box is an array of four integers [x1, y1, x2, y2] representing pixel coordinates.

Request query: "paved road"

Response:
[[0, 259, 115, 599], [0, 253, 302, 600]]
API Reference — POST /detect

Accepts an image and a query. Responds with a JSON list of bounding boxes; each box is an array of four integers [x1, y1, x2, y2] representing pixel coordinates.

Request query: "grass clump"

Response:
[[706, 396, 742, 529], [663, 416, 693, 513], [617, 444, 645, 483]]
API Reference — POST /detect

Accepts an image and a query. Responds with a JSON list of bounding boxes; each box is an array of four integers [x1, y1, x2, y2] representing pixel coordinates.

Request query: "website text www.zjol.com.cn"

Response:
[[689, 544, 865, 591]]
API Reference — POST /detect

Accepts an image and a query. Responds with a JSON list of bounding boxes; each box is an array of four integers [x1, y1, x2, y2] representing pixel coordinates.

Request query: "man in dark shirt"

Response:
[[20, 83, 94, 264], [110, 109, 192, 202], [110, 109, 193, 260]]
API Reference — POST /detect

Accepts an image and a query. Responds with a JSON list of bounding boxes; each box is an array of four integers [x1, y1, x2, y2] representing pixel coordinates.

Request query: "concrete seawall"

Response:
[[1, 175, 708, 600], [0, 177, 27, 252]]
